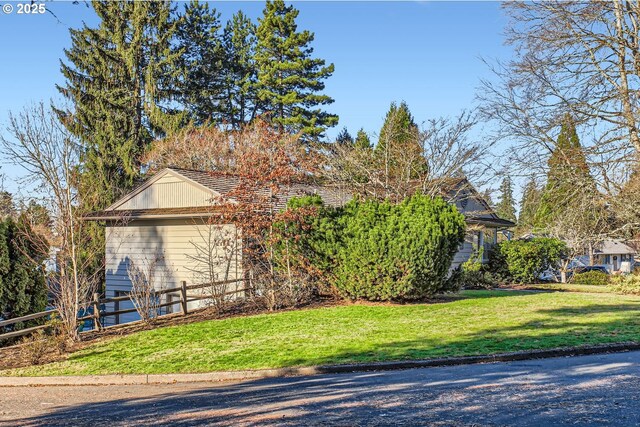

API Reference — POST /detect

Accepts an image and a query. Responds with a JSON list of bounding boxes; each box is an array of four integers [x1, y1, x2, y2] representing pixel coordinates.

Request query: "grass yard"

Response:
[[4, 290, 640, 376]]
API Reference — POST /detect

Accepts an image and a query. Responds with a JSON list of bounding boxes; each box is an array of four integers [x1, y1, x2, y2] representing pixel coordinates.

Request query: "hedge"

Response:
[[572, 271, 610, 286]]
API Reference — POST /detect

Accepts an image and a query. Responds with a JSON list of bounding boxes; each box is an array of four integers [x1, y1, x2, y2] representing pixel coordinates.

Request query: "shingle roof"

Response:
[[83, 206, 220, 220], [594, 240, 636, 255], [170, 168, 241, 196]]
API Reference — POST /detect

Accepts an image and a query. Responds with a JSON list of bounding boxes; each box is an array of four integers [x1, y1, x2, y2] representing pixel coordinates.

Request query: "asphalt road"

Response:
[[2, 350, 640, 426]]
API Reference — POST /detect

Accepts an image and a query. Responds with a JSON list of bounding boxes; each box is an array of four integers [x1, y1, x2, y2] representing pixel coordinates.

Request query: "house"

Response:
[[85, 168, 514, 325], [592, 240, 636, 273]]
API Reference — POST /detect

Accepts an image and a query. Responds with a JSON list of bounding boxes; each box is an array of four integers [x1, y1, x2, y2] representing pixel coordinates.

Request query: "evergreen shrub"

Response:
[[572, 271, 610, 286], [277, 194, 466, 301], [488, 238, 567, 283]]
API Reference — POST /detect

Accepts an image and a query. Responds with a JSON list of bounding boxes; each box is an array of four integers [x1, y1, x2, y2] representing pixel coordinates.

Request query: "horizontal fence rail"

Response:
[[0, 279, 248, 343]]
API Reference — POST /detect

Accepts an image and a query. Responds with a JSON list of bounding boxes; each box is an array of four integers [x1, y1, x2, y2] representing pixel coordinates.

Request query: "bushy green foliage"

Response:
[[277, 194, 466, 301], [572, 271, 610, 286], [488, 238, 568, 283], [608, 274, 640, 295], [272, 195, 341, 289], [454, 249, 495, 290], [0, 218, 48, 322]]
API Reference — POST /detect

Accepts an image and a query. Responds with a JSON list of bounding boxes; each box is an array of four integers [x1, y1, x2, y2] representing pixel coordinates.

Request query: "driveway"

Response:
[[2, 350, 640, 426]]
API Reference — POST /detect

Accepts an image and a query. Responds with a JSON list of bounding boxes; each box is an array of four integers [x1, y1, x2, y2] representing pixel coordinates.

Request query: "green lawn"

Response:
[[4, 290, 640, 376]]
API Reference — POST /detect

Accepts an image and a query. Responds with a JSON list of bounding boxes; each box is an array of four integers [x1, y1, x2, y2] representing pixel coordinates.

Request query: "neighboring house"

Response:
[[85, 168, 514, 325], [592, 240, 636, 273]]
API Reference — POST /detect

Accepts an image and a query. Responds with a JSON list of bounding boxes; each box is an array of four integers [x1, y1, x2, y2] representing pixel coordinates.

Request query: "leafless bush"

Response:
[[127, 254, 168, 325], [19, 330, 50, 366]]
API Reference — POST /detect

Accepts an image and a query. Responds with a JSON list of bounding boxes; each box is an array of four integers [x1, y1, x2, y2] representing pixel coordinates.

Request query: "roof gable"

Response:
[[107, 169, 220, 211]]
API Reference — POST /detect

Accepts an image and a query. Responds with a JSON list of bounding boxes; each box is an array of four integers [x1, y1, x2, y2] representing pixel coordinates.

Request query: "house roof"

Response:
[[83, 206, 220, 221], [593, 240, 636, 255], [466, 216, 516, 228], [86, 167, 515, 227]]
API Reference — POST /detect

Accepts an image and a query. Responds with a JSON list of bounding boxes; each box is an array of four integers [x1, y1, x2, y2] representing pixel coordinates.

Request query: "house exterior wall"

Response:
[[114, 174, 214, 210], [104, 218, 243, 326], [595, 253, 635, 273], [451, 226, 499, 269]]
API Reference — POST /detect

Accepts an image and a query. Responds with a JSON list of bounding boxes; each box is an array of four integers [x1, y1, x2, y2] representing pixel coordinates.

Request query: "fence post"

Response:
[[181, 281, 188, 316], [92, 292, 101, 331]]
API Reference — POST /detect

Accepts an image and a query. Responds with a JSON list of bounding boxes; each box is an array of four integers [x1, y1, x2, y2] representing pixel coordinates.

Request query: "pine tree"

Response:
[[254, 0, 338, 139], [375, 101, 427, 180], [57, 0, 183, 212], [496, 176, 517, 223], [354, 128, 372, 150], [176, 0, 225, 125], [518, 176, 542, 234], [222, 11, 258, 129], [482, 189, 494, 209], [535, 114, 595, 228], [336, 127, 354, 145]]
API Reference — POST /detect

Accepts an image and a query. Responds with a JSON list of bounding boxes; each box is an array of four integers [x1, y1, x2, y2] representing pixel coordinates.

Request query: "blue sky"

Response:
[[0, 1, 511, 193]]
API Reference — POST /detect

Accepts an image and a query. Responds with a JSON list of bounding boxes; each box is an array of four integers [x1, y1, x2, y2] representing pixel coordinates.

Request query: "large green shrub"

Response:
[[333, 194, 466, 301], [275, 194, 466, 301], [608, 274, 640, 295], [488, 237, 567, 283], [572, 271, 610, 286]]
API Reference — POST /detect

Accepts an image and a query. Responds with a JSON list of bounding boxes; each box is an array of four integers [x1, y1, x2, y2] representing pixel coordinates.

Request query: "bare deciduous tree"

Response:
[[324, 111, 495, 209], [479, 1, 640, 234], [0, 102, 101, 340]]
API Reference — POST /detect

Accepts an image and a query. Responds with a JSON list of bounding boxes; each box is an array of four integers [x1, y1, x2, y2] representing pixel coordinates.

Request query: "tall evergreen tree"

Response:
[[482, 189, 494, 209], [254, 0, 338, 138], [518, 176, 542, 234], [176, 0, 225, 125], [534, 114, 595, 228], [222, 11, 258, 129], [57, 0, 183, 212], [57, 1, 183, 286], [496, 176, 517, 223], [375, 101, 427, 180], [336, 127, 354, 145], [354, 128, 372, 150]]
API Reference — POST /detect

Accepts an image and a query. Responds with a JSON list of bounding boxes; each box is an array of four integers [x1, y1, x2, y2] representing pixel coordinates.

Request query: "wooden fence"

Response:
[[0, 279, 245, 342]]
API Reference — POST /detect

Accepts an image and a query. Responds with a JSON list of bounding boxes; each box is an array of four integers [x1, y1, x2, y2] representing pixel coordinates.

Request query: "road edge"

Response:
[[1, 341, 639, 387]]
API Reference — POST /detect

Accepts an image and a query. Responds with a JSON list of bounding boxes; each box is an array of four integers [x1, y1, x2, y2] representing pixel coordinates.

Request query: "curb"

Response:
[[2, 342, 639, 387]]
